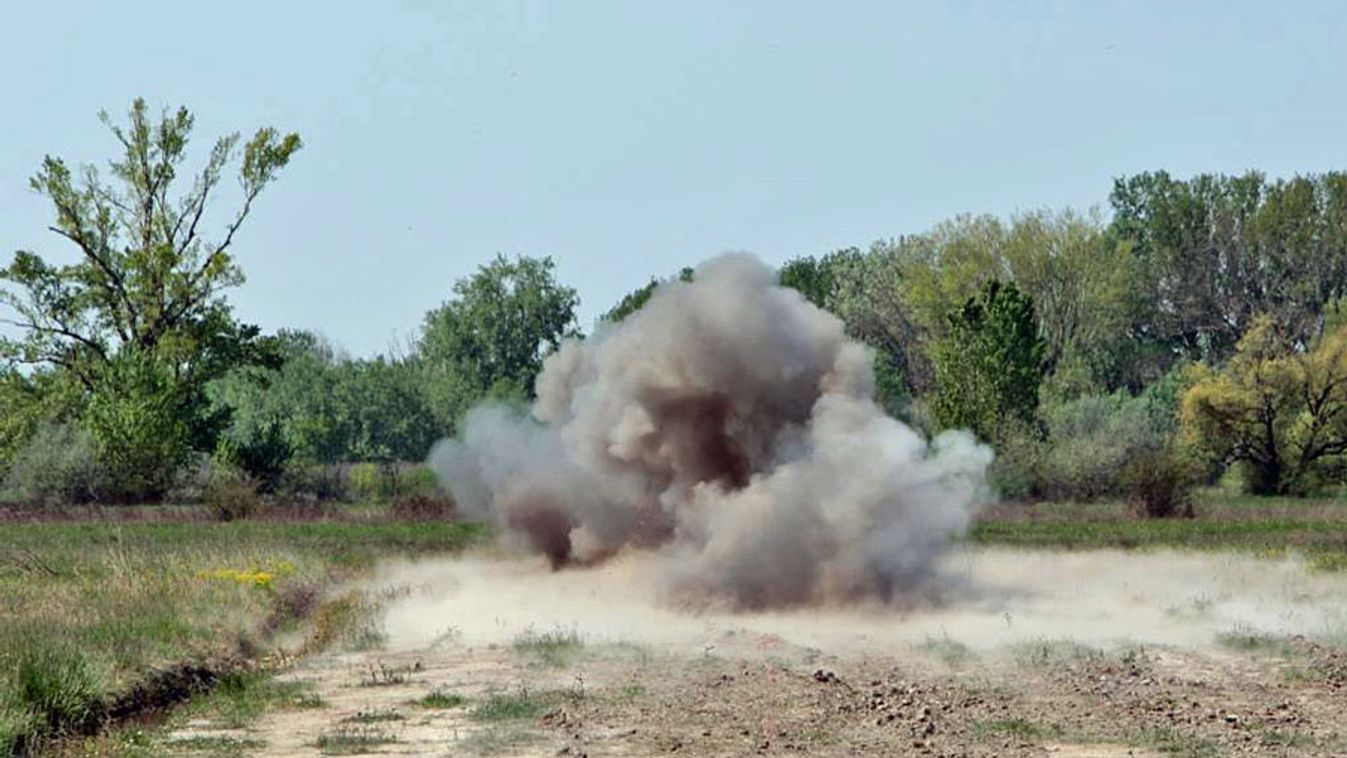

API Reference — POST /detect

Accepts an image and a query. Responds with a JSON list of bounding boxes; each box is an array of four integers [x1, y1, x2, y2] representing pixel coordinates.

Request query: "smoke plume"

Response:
[[429, 253, 991, 608]]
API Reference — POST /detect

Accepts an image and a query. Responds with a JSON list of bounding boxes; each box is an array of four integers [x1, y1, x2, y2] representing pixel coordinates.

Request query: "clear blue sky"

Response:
[[3, 2, 1345, 357]]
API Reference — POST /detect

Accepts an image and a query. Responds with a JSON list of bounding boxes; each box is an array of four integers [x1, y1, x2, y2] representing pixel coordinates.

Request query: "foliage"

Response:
[[601, 266, 692, 324], [1035, 392, 1173, 501], [84, 350, 197, 501], [204, 469, 263, 522], [210, 331, 439, 465], [0, 99, 299, 490], [1122, 449, 1198, 519], [1180, 316, 1347, 495], [1110, 170, 1347, 366], [1, 422, 102, 507], [214, 418, 290, 493], [931, 280, 1046, 441], [419, 255, 578, 429]]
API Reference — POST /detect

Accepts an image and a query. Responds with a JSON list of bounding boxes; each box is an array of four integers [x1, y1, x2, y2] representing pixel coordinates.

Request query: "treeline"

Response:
[[4, 100, 1347, 508]]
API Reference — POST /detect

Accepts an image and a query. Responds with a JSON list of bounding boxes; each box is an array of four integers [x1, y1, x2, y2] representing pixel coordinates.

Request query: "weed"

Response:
[[342, 707, 405, 724], [359, 662, 412, 687], [971, 718, 1054, 740], [470, 687, 579, 723], [167, 734, 267, 754], [1215, 626, 1296, 657], [512, 626, 583, 668], [415, 689, 467, 709], [313, 725, 398, 755], [918, 634, 974, 667], [1010, 638, 1101, 667]]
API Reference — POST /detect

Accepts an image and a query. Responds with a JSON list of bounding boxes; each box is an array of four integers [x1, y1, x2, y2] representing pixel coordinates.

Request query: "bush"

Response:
[[204, 470, 263, 522], [1037, 394, 1167, 501], [84, 353, 195, 503], [389, 492, 457, 521], [348, 463, 437, 502], [1, 423, 103, 506], [277, 463, 350, 503], [214, 420, 291, 494], [1122, 449, 1197, 519], [988, 425, 1047, 501]]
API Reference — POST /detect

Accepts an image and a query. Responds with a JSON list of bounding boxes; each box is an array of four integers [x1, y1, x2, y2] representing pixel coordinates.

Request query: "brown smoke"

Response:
[[428, 253, 991, 608]]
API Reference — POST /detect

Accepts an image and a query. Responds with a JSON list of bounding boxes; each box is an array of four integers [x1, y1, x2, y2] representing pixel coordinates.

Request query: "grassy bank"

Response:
[[972, 490, 1347, 567], [0, 519, 483, 754]]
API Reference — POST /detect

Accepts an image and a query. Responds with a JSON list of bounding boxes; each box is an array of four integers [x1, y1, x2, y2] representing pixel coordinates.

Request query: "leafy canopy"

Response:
[[931, 280, 1046, 441], [1180, 315, 1347, 494], [419, 255, 578, 429]]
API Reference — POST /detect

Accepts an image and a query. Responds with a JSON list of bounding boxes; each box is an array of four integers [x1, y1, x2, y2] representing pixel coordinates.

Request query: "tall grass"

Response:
[[0, 520, 482, 752]]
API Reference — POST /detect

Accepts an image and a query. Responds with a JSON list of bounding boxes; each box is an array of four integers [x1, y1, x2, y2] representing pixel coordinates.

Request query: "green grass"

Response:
[[313, 725, 399, 754], [165, 734, 267, 754], [971, 717, 1056, 740], [971, 491, 1347, 567], [415, 688, 467, 709], [512, 627, 584, 668], [0, 519, 482, 752], [470, 688, 578, 722], [342, 707, 405, 724]]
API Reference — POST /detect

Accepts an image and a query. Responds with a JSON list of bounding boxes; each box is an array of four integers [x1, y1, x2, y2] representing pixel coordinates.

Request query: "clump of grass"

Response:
[[359, 662, 412, 687], [459, 726, 543, 755], [313, 725, 398, 755], [1010, 638, 1101, 667], [1215, 626, 1295, 657], [972, 718, 1055, 740], [414, 688, 467, 709], [512, 627, 583, 668], [470, 687, 578, 723], [167, 734, 267, 754], [342, 707, 405, 724], [11, 643, 107, 735], [1127, 725, 1220, 757], [918, 634, 974, 667], [182, 672, 325, 730]]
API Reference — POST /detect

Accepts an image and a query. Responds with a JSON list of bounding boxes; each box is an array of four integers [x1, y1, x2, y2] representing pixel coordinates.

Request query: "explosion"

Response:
[[429, 253, 991, 608]]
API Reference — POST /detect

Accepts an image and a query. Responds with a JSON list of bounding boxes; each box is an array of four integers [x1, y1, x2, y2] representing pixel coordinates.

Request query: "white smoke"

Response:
[[428, 253, 992, 608]]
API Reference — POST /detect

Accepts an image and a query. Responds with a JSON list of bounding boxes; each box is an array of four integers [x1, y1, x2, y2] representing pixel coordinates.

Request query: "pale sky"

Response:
[[3, 2, 1345, 357]]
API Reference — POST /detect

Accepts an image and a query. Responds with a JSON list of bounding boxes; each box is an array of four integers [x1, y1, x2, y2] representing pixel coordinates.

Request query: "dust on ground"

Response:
[[164, 548, 1347, 756]]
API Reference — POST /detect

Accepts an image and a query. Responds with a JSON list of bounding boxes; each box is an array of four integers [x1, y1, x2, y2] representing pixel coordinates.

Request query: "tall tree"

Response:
[[419, 255, 578, 429], [0, 99, 300, 496], [931, 280, 1046, 441], [1181, 315, 1347, 495]]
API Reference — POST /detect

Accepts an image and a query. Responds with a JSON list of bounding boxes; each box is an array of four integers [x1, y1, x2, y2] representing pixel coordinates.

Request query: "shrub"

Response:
[[1037, 394, 1168, 501], [277, 463, 350, 503], [1, 423, 103, 507], [1122, 449, 1197, 519], [389, 493, 456, 522], [348, 463, 382, 501], [214, 420, 291, 494], [84, 353, 196, 503], [988, 425, 1047, 501], [204, 470, 263, 522]]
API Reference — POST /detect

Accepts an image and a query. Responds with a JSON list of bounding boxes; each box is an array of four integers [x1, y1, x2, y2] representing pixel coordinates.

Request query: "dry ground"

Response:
[[162, 548, 1347, 757]]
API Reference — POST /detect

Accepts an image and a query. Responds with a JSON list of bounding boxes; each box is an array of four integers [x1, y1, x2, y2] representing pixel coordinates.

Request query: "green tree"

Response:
[[1110, 170, 1347, 367], [419, 255, 578, 429], [602, 267, 693, 324], [931, 280, 1046, 441], [1180, 315, 1347, 495], [0, 99, 300, 494], [211, 331, 439, 464]]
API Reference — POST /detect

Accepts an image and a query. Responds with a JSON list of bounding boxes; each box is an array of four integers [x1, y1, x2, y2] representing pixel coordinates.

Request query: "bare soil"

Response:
[[163, 549, 1347, 756]]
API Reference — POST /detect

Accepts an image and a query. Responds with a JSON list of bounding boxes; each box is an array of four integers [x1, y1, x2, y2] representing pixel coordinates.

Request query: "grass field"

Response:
[[0, 516, 483, 754], [4, 488, 1347, 754]]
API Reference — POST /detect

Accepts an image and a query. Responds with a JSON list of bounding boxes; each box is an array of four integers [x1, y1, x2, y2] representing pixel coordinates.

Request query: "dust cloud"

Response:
[[428, 253, 991, 608], [375, 548, 1347, 658]]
